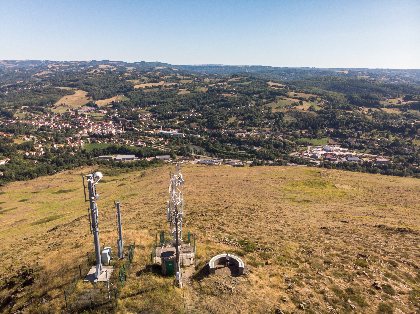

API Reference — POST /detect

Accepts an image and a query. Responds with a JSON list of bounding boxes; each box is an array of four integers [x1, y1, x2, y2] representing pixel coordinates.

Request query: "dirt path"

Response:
[[181, 266, 199, 313]]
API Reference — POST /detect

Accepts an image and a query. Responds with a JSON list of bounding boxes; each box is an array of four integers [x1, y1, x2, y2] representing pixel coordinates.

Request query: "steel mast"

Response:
[[84, 172, 104, 280], [167, 164, 184, 287]]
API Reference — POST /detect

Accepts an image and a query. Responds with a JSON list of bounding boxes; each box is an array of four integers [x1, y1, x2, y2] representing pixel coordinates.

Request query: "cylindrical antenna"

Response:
[[115, 201, 124, 259], [86, 173, 102, 280]]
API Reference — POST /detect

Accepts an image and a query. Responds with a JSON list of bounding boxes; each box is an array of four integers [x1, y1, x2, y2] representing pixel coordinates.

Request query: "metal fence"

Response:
[[63, 244, 135, 313], [150, 230, 196, 265]]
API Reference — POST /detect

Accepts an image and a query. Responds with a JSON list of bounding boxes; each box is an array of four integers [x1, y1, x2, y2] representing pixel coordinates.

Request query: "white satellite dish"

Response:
[[93, 171, 103, 182]]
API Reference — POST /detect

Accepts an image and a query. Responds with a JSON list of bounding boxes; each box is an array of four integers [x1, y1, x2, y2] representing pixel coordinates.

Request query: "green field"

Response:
[[83, 143, 115, 152], [296, 137, 330, 146]]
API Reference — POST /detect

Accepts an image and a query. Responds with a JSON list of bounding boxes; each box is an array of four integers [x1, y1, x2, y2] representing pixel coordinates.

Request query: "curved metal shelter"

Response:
[[208, 253, 245, 276]]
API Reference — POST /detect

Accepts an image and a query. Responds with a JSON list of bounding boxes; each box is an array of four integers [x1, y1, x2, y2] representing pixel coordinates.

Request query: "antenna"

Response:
[[84, 171, 104, 280], [82, 175, 88, 202], [154, 164, 195, 288], [115, 201, 124, 259], [87, 206, 92, 234], [167, 164, 184, 287]]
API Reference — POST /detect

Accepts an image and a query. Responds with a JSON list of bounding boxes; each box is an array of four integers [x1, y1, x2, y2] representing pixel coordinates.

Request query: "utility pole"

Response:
[[115, 201, 124, 259]]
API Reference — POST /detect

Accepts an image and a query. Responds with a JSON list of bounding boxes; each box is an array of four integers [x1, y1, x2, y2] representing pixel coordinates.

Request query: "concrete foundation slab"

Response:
[[153, 243, 195, 267], [84, 266, 114, 282]]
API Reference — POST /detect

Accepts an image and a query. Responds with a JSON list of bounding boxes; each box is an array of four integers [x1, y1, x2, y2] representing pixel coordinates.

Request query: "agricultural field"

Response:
[[381, 108, 403, 115], [0, 165, 419, 313], [266, 96, 317, 112], [267, 81, 285, 89], [52, 89, 92, 113], [134, 81, 165, 89], [296, 137, 330, 146], [380, 97, 415, 106], [95, 95, 128, 107], [133, 81, 177, 89], [287, 92, 318, 100]]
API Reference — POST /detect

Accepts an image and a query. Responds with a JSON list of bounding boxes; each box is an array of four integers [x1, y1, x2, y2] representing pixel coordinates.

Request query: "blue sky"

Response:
[[0, 0, 419, 68]]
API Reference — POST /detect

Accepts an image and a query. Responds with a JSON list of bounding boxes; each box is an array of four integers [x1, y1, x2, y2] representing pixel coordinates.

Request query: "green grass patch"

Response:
[[382, 284, 396, 295], [286, 196, 312, 204], [265, 97, 297, 112], [53, 189, 77, 194], [309, 103, 321, 111], [332, 286, 368, 309], [409, 288, 420, 309], [83, 143, 114, 152], [0, 207, 17, 214], [287, 178, 333, 189], [354, 258, 369, 268], [247, 255, 265, 267], [296, 137, 330, 146], [238, 239, 257, 253], [345, 287, 368, 307], [285, 176, 348, 199], [377, 302, 393, 314], [31, 214, 64, 225], [88, 112, 105, 121]]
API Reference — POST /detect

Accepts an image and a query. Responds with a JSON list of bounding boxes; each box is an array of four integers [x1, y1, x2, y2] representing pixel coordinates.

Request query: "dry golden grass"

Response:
[[177, 89, 191, 95], [380, 97, 418, 107], [266, 97, 314, 112], [0, 165, 419, 313], [221, 93, 236, 98], [180, 79, 193, 84], [267, 81, 285, 88], [134, 81, 165, 89], [381, 108, 402, 115], [34, 70, 53, 77], [196, 87, 208, 93], [98, 65, 116, 70], [133, 81, 178, 89], [227, 77, 244, 82], [294, 103, 312, 111], [52, 89, 91, 113], [287, 92, 318, 100], [381, 97, 405, 106], [95, 95, 128, 107]]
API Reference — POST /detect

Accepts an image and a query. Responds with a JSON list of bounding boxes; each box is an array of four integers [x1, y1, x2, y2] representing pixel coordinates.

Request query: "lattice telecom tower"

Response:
[[167, 164, 184, 286], [152, 164, 195, 288], [167, 164, 184, 244], [115, 201, 124, 259]]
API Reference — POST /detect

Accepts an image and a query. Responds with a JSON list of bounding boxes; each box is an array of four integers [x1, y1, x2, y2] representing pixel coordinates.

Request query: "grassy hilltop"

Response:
[[0, 165, 419, 313]]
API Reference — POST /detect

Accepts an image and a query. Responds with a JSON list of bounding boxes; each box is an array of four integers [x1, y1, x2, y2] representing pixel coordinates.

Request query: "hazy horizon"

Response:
[[2, 59, 420, 70]]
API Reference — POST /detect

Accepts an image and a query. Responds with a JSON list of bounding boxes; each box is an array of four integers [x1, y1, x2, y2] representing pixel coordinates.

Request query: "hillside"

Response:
[[1, 60, 420, 185], [0, 165, 419, 313]]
